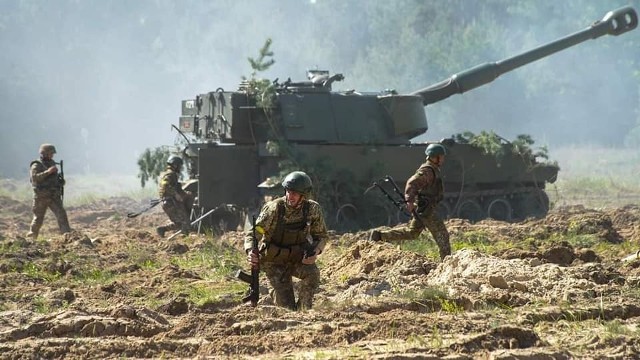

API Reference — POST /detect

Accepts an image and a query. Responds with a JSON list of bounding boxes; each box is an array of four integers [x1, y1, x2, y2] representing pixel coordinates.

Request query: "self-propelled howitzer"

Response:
[[175, 6, 637, 232]]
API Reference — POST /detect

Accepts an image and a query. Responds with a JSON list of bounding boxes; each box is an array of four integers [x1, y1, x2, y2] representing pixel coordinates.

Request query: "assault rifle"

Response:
[[371, 175, 424, 227], [56, 160, 65, 203], [236, 216, 260, 307], [303, 222, 319, 259], [127, 199, 162, 218]]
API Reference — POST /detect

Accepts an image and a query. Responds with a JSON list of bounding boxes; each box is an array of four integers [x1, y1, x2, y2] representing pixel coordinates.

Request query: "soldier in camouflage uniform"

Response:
[[245, 171, 329, 310], [156, 155, 193, 237], [27, 144, 71, 238], [370, 143, 451, 260]]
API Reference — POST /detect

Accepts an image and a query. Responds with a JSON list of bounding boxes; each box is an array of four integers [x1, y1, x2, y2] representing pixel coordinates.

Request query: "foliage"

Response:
[[400, 236, 440, 260], [453, 131, 550, 163], [22, 262, 62, 283], [512, 134, 550, 161], [168, 240, 246, 305], [127, 242, 161, 269], [170, 239, 244, 278], [440, 299, 464, 313], [32, 296, 53, 314], [243, 38, 277, 111], [136, 147, 170, 188], [73, 269, 116, 284]]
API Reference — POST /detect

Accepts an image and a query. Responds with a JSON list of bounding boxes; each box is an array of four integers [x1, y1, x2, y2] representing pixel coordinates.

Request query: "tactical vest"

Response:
[[30, 159, 62, 191], [417, 163, 444, 212], [261, 199, 310, 264]]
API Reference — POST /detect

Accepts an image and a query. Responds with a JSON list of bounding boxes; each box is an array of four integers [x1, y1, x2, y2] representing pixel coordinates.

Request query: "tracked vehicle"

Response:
[[175, 7, 637, 232]]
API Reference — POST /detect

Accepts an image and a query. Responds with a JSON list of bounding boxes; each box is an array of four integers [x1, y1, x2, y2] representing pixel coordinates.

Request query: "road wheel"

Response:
[[456, 199, 485, 223], [335, 203, 360, 233], [485, 197, 512, 222]]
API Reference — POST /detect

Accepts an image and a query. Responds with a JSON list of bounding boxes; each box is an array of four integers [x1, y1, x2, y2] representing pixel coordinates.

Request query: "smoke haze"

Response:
[[1, 0, 638, 179]]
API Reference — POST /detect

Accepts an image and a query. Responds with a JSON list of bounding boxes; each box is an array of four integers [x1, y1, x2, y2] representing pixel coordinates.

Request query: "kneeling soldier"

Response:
[[245, 171, 328, 310], [156, 155, 193, 237]]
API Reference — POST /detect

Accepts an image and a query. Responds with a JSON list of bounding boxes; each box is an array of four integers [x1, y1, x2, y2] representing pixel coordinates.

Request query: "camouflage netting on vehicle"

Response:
[[452, 131, 555, 165]]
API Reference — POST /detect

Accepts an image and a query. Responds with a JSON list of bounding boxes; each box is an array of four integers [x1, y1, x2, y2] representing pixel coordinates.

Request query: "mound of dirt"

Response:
[[2, 195, 640, 359], [427, 249, 622, 308], [322, 241, 436, 301]]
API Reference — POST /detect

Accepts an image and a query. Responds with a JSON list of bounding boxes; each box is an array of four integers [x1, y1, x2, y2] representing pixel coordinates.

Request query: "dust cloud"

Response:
[[1, 0, 638, 179]]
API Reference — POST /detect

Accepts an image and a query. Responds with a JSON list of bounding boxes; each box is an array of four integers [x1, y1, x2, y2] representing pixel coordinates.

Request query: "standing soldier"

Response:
[[245, 171, 328, 310], [370, 143, 452, 260], [27, 144, 71, 238], [156, 155, 193, 237]]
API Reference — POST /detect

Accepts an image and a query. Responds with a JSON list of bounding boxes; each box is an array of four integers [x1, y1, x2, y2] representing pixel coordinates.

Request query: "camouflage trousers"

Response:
[[28, 190, 71, 238], [379, 207, 451, 260], [262, 261, 320, 310], [161, 198, 192, 233]]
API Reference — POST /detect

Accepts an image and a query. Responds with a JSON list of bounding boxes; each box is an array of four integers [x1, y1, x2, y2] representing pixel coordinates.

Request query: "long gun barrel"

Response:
[[411, 6, 638, 105]]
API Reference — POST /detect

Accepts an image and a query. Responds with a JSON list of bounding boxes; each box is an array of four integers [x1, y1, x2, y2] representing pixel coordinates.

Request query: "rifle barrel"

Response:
[[236, 215, 260, 307], [374, 175, 425, 227]]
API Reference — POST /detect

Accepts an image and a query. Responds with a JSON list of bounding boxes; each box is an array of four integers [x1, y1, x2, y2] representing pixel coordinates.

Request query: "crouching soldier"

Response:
[[27, 143, 71, 238], [156, 155, 193, 237], [245, 171, 328, 310]]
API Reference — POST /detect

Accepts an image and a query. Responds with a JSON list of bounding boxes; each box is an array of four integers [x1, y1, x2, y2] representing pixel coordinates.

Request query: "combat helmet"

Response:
[[167, 155, 184, 168], [39, 144, 57, 155], [281, 171, 313, 196], [425, 143, 447, 157]]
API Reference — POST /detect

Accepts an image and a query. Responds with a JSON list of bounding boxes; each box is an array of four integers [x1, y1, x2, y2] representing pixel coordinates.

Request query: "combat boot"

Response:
[[369, 230, 382, 242], [156, 226, 167, 237]]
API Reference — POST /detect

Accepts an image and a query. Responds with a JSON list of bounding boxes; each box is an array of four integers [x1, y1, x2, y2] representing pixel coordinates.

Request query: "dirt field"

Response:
[[1, 194, 640, 359]]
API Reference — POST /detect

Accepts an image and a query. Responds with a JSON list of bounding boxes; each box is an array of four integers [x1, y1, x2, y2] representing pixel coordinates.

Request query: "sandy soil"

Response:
[[1, 195, 640, 359]]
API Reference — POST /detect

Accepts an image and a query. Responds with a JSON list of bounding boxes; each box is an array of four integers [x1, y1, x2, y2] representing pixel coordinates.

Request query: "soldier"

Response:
[[245, 171, 329, 310], [156, 155, 193, 237], [27, 144, 71, 238], [370, 143, 452, 260]]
